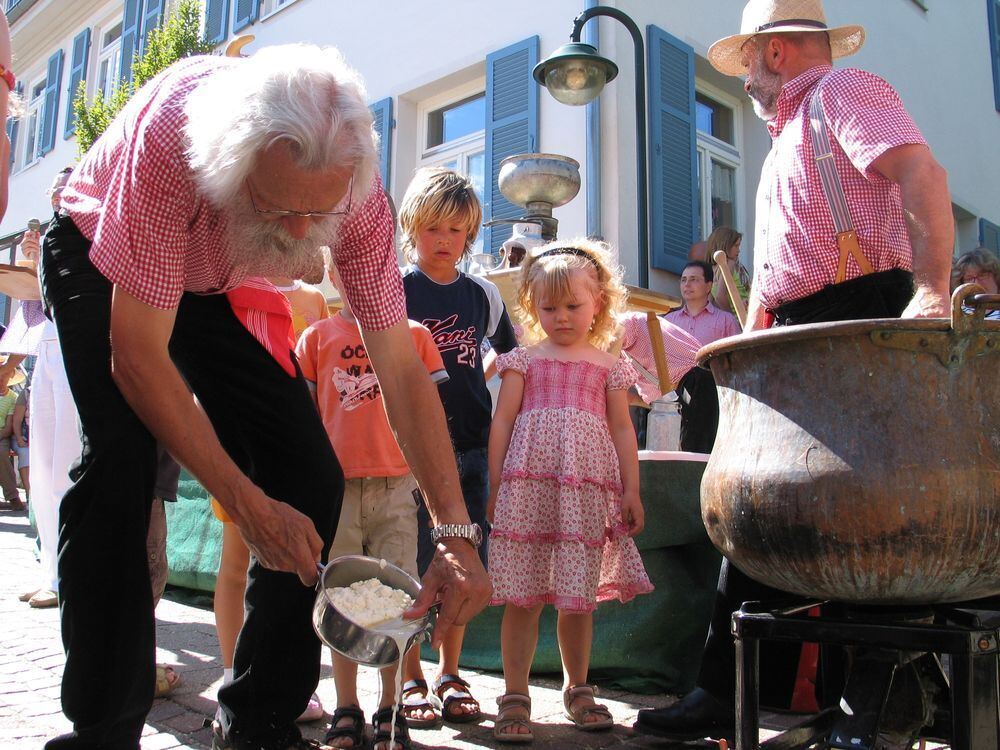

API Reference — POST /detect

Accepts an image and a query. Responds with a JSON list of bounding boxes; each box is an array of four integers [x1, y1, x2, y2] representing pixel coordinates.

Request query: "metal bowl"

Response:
[[497, 153, 581, 209], [312, 555, 432, 666]]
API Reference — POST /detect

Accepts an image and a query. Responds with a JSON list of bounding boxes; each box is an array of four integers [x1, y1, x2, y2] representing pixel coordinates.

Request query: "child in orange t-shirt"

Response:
[[295, 266, 447, 750]]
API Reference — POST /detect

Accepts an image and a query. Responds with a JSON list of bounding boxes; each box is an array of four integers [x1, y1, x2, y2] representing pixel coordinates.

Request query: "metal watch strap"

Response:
[[431, 523, 482, 547]]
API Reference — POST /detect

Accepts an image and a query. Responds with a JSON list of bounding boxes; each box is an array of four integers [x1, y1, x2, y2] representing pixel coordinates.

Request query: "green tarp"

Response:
[[166, 457, 721, 694]]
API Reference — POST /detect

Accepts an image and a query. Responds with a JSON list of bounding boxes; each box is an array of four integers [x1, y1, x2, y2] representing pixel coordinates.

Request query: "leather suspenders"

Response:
[[809, 83, 874, 284]]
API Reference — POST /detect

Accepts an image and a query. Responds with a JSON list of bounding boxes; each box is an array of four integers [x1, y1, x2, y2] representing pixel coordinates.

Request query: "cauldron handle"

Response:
[[951, 282, 992, 334]]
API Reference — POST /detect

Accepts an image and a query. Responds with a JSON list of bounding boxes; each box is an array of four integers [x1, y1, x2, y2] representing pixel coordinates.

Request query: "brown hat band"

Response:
[[755, 18, 828, 32]]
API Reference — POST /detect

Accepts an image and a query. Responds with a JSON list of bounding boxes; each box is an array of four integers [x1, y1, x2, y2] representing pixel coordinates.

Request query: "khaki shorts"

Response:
[[327, 474, 419, 579]]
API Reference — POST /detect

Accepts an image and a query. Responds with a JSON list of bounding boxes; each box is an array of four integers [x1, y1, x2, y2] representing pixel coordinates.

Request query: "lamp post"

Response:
[[533, 5, 649, 288]]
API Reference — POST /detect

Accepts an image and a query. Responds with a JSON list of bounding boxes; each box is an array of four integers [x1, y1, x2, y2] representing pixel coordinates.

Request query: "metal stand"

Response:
[[733, 602, 1000, 750]]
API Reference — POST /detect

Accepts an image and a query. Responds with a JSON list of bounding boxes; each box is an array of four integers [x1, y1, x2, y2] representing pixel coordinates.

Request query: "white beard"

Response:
[[223, 195, 343, 280]]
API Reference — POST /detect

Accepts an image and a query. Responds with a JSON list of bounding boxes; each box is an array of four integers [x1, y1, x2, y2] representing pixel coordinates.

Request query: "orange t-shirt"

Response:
[[296, 315, 448, 479], [274, 280, 330, 339]]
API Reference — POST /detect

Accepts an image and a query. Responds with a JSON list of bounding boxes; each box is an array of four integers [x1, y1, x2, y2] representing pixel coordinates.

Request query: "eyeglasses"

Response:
[[961, 271, 994, 285], [245, 174, 354, 218]]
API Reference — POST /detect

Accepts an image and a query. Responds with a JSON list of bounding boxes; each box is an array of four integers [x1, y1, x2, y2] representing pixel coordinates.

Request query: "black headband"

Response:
[[754, 18, 828, 33], [536, 247, 601, 271]]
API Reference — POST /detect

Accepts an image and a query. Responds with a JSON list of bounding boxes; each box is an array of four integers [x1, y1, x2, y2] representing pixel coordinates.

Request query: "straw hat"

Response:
[[708, 0, 865, 77]]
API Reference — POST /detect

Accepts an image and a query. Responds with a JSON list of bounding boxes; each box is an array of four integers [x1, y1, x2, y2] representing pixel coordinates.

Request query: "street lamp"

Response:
[[533, 5, 649, 288]]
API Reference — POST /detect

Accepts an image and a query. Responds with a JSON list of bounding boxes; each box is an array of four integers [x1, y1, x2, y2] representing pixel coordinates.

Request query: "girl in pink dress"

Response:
[[487, 239, 653, 743]]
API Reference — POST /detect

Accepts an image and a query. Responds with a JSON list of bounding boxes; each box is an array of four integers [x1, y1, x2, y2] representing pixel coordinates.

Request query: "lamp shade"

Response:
[[532, 42, 618, 106]]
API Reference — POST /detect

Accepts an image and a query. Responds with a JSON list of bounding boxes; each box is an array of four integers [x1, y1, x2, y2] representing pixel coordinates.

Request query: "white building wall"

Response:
[[3, 0, 999, 298]]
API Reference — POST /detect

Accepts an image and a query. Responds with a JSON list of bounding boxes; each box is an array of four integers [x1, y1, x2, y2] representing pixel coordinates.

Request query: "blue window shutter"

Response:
[[484, 36, 539, 255], [989, 1, 1000, 111], [981, 218, 1000, 253], [7, 82, 23, 169], [64, 28, 92, 138], [39, 50, 64, 156], [140, 0, 165, 54], [205, 0, 231, 45], [120, 0, 142, 85], [647, 25, 697, 274], [370, 97, 393, 191], [233, 0, 259, 33]]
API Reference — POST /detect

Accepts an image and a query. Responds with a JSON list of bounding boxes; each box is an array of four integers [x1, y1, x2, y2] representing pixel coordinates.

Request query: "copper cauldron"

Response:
[[699, 285, 1000, 604]]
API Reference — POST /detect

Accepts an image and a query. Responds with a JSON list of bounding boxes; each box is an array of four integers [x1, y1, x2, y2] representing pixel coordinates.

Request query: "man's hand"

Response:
[[234, 490, 323, 586], [405, 539, 492, 649], [900, 286, 949, 319]]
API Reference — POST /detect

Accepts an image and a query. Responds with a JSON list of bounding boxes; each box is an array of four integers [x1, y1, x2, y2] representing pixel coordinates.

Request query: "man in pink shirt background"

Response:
[[663, 260, 739, 453], [663, 261, 741, 346]]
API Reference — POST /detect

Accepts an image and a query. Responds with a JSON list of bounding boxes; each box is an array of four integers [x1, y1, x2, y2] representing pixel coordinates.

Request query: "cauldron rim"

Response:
[[696, 315, 1000, 368]]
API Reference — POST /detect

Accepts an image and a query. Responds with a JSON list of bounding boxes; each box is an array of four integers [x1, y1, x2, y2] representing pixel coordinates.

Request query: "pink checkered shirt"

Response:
[[754, 65, 926, 310], [61, 56, 404, 332], [617, 313, 700, 404], [663, 302, 740, 347]]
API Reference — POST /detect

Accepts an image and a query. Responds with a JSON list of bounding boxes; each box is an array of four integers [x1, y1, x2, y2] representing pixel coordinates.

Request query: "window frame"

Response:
[[416, 79, 488, 255], [95, 20, 124, 101], [693, 82, 744, 239], [16, 73, 48, 172], [261, 0, 300, 21]]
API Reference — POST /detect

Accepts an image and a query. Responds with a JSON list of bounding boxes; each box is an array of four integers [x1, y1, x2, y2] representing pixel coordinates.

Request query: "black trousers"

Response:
[[696, 269, 914, 707], [41, 215, 344, 750], [677, 366, 719, 454]]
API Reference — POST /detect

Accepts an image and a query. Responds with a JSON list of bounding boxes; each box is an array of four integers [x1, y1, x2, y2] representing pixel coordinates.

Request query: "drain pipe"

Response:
[[584, 0, 602, 239]]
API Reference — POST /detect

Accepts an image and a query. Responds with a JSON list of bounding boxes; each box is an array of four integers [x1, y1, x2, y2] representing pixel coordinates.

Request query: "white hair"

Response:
[[185, 44, 377, 207]]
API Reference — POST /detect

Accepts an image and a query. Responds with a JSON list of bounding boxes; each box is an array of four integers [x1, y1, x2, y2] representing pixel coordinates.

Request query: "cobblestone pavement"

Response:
[[8, 503, 942, 750]]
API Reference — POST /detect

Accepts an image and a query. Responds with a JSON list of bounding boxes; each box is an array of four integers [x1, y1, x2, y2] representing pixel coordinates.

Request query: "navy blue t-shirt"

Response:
[[402, 265, 518, 450]]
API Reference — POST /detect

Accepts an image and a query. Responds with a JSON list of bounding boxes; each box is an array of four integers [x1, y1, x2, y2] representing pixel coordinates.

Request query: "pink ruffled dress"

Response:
[[489, 347, 654, 612]]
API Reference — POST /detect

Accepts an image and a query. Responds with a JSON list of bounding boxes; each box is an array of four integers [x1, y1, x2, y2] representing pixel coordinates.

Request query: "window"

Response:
[[96, 22, 123, 100], [990, 0, 1000, 111], [262, 0, 298, 18], [19, 77, 46, 169], [694, 88, 742, 238], [419, 89, 487, 255], [426, 94, 485, 150]]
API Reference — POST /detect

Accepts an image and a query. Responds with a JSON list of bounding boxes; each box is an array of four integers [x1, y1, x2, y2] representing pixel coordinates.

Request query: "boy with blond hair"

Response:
[[399, 167, 518, 726]]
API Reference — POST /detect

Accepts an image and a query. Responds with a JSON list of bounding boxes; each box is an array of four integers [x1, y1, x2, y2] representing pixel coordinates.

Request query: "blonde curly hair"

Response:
[[515, 238, 628, 350]]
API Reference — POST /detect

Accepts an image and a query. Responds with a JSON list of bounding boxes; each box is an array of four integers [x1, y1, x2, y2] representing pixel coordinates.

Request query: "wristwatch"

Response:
[[430, 523, 483, 548]]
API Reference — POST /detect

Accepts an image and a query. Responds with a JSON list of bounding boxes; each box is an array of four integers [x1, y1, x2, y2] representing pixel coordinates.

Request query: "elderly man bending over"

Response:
[[42, 45, 490, 750]]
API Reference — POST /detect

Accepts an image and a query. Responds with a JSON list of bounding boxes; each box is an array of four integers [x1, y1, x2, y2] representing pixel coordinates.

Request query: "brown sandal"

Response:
[[493, 692, 533, 744], [563, 684, 613, 731]]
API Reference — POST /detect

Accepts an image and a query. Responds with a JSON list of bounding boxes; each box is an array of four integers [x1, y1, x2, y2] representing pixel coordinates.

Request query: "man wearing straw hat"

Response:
[[636, 0, 953, 740]]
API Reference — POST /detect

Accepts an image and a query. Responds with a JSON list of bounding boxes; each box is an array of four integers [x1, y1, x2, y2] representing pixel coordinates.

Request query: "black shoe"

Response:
[[633, 687, 735, 741]]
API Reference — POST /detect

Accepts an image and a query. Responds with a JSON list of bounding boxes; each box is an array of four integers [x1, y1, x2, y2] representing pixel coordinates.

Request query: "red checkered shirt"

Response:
[[61, 55, 404, 332], [753, 65, 926, 309]]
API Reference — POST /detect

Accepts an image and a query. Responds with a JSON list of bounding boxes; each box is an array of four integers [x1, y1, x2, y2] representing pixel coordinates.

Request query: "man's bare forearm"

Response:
[[899, 159, 953, 301], [382, 366, 468, 526], [363, 321, 469, 527]]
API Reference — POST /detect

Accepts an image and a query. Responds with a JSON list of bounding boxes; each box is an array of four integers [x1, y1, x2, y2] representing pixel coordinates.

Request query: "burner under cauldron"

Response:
[[732, 601, 999, 750]]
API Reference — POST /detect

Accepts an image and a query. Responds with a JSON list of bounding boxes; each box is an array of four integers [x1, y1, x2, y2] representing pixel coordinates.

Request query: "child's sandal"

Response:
[[563, 684, 614, 732], [323, 705, 365, 749], [371, 704, 410, 750], [493, 692, 533, 744], [399, 679, 440, 728]]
